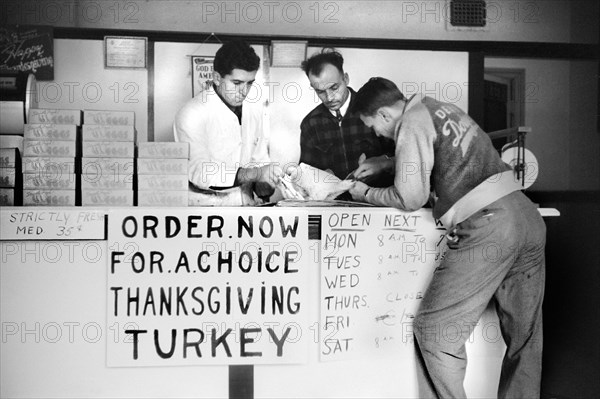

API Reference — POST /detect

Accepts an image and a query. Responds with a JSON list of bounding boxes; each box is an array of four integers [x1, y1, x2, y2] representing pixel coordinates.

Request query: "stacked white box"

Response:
[[28, 109, 82, 125], [24, 124, 78, 141], [82, 124, 136, 142], [0, 144, 21, 205], [136, 142, 189, 207], [83, 110, 134, 126], [21, 116, 79, 206], [23, 189, 77, 206], [81, 111, 136, 206]]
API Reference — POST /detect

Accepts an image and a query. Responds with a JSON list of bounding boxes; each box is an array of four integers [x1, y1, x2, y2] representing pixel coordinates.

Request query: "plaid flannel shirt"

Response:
[[299, 88, 395, 186]]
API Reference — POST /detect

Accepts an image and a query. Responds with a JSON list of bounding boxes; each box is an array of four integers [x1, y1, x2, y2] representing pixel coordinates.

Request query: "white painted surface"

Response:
[[35, 40, 149, 142], [1, 207, 512, 398]]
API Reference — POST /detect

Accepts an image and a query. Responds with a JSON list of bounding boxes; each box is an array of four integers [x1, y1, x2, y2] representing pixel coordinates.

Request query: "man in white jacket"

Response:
[[174, 40, 282, 201]]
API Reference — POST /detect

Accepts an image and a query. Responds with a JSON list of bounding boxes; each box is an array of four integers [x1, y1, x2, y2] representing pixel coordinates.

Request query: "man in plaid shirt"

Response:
[[299, 50, 395, 186]]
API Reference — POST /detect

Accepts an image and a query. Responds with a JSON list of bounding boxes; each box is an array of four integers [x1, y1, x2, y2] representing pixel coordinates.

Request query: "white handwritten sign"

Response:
[[319, 209, 447, 361], [0, 208, 105, 240], [106, 208, 309, 366]]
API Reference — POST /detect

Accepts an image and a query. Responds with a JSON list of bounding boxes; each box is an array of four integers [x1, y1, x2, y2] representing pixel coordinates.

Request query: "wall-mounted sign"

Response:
[[270, 40, 307, 68], [104, 36, 147, 69], [191, 55, 214, 97], [0, 25, 54, 80]]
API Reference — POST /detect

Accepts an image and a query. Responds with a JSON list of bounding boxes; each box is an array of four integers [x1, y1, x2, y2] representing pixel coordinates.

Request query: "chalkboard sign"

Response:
[[0, 25, 54, 80], [0, 208, 105, 240], [319, 209, 448, 361]]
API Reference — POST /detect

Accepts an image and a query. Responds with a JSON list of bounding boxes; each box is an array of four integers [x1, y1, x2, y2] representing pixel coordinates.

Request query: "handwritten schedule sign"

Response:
[[107, 208, 309, 366], [319, 209, 447, 361], [0, 209, 105, 240]]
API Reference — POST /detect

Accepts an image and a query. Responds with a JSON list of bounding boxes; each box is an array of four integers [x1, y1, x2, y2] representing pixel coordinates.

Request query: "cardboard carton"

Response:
[[137, 174, 188, 190], [137, 158, 188, 175], [137, 190, 188, 207], [82, 125, 136, 142], [82, 141, 134, 158], [23, 189, 76, 206], [28, 109, 82, 125], [81, 189, 133, 206], [23, 140, 76, 157], [24, 124, 78, 140], [84, 110, 134, 126], [137, 142, 189, 159]]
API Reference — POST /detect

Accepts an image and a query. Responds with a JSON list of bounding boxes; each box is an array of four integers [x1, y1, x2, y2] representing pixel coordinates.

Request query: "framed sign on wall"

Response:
[[104, 36, 147, 69]]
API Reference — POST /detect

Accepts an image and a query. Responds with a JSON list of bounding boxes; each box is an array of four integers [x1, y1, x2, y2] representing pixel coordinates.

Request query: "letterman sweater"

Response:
[[366, 95, 522, 228]]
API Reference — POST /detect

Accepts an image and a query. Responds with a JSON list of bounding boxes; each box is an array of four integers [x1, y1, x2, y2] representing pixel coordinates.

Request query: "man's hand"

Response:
[[258, 163, 284, 187], [349, 180, 370, 202], [236, 164, 284, 199], [352, 154, 394, 182]]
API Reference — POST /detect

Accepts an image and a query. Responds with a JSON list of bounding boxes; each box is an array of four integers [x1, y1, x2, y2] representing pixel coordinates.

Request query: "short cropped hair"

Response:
[[301, 49, 344, 77], [353, 77, 406, 116], [213, 40, 260, 76]]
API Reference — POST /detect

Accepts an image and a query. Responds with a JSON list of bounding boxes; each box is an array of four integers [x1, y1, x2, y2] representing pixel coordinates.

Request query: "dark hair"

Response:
[[353, 77, 406, 116], [213, 40, 260, 76], [300, 49, 344, 77]]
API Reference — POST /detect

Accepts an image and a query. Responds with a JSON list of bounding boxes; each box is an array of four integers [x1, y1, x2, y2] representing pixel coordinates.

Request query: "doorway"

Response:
[[483, 68, 526, 132]]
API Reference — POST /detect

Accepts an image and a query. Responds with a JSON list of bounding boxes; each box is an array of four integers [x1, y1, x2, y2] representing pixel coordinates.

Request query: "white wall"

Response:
[[154, 43, 268, 143], [268, 47, 469, 166], [154, 43, 468, 167], [5, 0, 595, 44], [1, 208, 506, 399], [36, 40, 600, 192], [36, 39, 148, 142], [5, 0, 597, 191], [485, 58, 570, 191], [43, 41, 593, 193], [485, 57, 599, 191]]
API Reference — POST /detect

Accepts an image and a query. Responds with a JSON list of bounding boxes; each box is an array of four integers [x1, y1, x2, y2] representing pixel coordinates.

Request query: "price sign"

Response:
[[0, 208, 106, 240]]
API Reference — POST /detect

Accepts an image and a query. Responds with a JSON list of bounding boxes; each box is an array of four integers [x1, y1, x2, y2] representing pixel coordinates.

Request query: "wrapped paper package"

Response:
[[280, 163, 354, 201]]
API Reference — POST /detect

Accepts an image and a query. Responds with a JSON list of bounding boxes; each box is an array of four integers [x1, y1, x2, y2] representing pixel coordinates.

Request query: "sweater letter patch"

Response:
[[441, 117, 478, 157]]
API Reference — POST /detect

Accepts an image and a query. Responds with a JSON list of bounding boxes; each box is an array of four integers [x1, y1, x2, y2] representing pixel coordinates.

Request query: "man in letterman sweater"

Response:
[[350, 77, 546, 398]]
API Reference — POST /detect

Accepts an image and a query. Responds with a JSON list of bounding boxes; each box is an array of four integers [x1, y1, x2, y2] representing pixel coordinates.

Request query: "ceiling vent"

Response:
[[447, 0, 487, 30]]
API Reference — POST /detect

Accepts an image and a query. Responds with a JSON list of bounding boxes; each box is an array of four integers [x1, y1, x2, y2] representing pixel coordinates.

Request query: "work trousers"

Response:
[[414, 190, 546, 398]]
